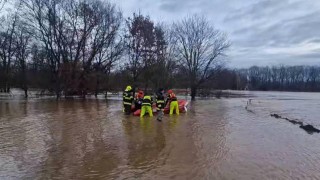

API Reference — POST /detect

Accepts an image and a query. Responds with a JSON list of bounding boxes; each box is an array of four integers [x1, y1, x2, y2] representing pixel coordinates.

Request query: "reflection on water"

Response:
[[1, 93, 320, 179]]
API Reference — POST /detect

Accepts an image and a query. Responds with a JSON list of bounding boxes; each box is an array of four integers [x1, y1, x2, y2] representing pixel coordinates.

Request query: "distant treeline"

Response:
[[237, 65, 320, 92], [198, 65, 320, 92]]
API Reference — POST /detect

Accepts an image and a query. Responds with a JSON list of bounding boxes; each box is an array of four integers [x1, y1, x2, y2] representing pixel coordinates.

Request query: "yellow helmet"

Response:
[[125, 85, 132, 91], [144, 95, 151, 100]]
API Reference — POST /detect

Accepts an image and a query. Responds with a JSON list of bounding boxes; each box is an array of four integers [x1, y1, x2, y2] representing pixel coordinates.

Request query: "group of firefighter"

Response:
[[123, 85, 179, 118]]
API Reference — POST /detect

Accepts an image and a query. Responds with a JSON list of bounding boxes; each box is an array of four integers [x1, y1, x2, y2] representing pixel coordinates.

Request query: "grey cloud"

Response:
[[238, 12, 320, 47], [157, 0, 214, 14], [113, 0, 320, 67], [224, 0, 288, 22], [296, 51, 320, 59], [310, 38, 320, 43], [158, 0, 191, 12], [159, 2, 180, 12], [219, 0, 320, 67]]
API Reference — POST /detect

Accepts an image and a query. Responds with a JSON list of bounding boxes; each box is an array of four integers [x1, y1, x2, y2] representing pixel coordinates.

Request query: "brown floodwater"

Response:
[[1, 93, 320, 179]]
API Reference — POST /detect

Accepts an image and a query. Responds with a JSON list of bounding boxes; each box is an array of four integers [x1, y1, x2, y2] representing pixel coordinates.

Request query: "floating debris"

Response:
[[270, 113, 320, 135], [300, 125, 320, 134], [271, 114, 281, 119], [288, 119, 303, 126]]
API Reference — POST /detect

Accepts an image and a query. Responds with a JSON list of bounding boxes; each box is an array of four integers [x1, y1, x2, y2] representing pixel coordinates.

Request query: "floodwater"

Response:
[[1, 92, 320, 179]]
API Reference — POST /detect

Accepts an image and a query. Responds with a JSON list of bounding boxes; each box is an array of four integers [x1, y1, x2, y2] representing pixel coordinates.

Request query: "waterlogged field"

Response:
[[1, 91, 320, 179]]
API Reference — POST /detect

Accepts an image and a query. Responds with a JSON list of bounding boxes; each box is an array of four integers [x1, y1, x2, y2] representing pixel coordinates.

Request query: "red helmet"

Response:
[[167, 89, 173, 94], [136, 90, 144, 98]]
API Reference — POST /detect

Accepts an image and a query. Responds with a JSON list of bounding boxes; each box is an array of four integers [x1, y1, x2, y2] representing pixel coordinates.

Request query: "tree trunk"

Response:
[[22, 67, 28, 98], [95, 76, 100, 98], [191, 86, 197, 101], [4, 73, 10, 93], [104, 73, 110, 99], [132, 77, 137, 98], [144, 81, 149, 94], [55, 80, 61, 100], [105, 91, 108, 99], [24, 88, 28, 98], [56, 92, 60, 100]]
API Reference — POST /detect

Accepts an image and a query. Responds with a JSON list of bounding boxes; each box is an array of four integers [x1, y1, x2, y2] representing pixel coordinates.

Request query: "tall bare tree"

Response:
[[21, 0, 122, 98], [149, 25, 178, 89], [61, 0, 123, 97], [172, 15, 230, 100], [93, 36, 124, 97], [15, 19, 32, 98], [125, 13, 156, 92], [21, 0, 66, 98], [0, 0, 7, 11], [0, 12, 18, 92]]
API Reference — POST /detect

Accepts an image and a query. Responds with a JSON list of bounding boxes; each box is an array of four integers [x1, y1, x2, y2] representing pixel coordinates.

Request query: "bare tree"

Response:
[[150, 25, 178, 90], [60, 0, 123, 97], [93, 36, 124, 97], [21, 0, 66, 98], [0, 12, 18, 92], [149, 25, 166, 88], [21, 0, 123, 98], [15, 19, 32, 98], [172, 15, 230, 100], [125, 13, 156, 92], [0, 0, 7, 12]]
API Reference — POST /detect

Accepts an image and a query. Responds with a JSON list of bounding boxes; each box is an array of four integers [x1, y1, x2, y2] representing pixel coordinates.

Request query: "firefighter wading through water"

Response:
[[166, 89, 179, 115], [156, 88, 165, 120], [123, 86, 133, 115], [140, 95, 153, 117]]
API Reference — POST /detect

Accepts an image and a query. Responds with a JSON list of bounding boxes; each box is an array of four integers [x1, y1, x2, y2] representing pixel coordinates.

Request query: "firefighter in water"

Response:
[[140, 95, 153, 117], [123, 85, 133, 115], [156, 88, 165, 121], [166, 89, 179, 115], [134, 90, 144, 111]]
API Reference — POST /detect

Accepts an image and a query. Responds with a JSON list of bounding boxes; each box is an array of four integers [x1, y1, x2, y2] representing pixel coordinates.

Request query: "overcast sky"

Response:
[[110, 0, 320, 68]]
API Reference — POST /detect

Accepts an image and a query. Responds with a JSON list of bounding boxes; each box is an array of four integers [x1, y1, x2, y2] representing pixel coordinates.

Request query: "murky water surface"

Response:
[[1, 92, 320, 179]]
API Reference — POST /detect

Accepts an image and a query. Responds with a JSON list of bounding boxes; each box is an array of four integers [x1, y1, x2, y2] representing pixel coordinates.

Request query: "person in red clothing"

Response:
[[166, 89, 179, 115], [134, 90, 144, 110]]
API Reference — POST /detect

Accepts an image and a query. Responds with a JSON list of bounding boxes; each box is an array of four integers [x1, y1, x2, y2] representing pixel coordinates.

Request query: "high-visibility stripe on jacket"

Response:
[[142, 95, 152, 106], [156, 93, 165, 110], [123, 91, 133, 105], [156, 93, 165, 102]]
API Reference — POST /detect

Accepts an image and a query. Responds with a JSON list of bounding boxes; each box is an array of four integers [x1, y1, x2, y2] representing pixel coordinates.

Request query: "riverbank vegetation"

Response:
[[0, 0, 319, 100]]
